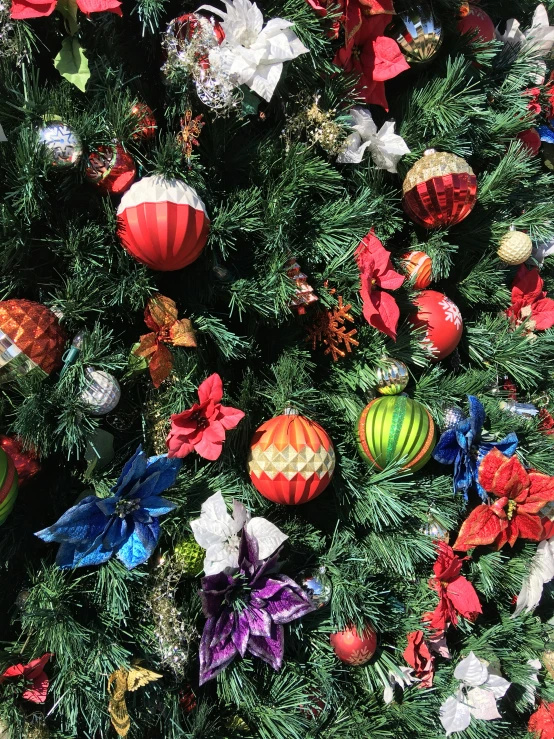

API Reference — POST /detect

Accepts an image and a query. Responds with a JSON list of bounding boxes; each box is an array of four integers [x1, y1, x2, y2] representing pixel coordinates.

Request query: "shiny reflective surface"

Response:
[[387, 4, 442, 64]]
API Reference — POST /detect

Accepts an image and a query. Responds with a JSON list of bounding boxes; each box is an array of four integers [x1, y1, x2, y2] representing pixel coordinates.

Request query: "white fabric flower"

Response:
[[201, 0, 308, 102], [190, 491, 288, 575], [336, 107, 410, 172], [496, 5, 554, 83], [514, 536, 554, 616], [383, 666, 417, 704]]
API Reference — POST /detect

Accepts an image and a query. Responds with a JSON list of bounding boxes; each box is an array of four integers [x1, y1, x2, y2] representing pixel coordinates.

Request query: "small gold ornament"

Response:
[[107, 665, 162, 737], [542, 650, 554, 679], [225, 716, 250, 732], [375, 358, 409, 395], [497, 229, 532, 265], [283, 97, 346, 155]]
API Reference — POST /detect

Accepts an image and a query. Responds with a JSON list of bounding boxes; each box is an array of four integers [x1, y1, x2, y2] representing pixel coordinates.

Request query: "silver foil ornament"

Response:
[[443, 405, 466, 430], [387, 4, 443, 64], [80, 367, 121, 416], [299, 565, 332, 609], [376, 358, 409, 396], [38, 120, 82, 168]]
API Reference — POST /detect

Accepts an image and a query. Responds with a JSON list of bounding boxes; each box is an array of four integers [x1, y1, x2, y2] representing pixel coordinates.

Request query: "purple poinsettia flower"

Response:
[[199, 530, 315, 684]]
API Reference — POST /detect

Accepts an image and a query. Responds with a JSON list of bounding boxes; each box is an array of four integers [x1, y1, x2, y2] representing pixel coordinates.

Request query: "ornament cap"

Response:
[[424, 148, 436, 156], [283, 407, 300, 416]]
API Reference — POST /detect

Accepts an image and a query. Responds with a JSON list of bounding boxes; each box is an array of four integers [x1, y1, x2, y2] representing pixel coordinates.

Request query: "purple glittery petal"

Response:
[[232, 611, 250, 657], [252, 576, 287, 600], [265, 585, 315, 624], [199, 616, 238, 686], [210, 607, 234, 648], [237, 529, 258, 574], [200, 571, 235, 617], [245, 605, 273, 638], [247, 622, 284, 671]]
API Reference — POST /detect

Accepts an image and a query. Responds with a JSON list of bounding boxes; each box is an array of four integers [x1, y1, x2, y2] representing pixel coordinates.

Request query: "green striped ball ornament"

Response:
[[0, 447, 18, 525], [357, 396, 435, 471]]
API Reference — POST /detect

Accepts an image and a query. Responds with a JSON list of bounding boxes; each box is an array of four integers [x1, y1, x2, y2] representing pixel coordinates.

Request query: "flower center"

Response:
[[469, 445, 479, 460], [224, 533, 240, 555], [190, 410, 209, 429], [115, 498, 141, 518], [506, 499, 517, 520], [226, 573, 251, 611]]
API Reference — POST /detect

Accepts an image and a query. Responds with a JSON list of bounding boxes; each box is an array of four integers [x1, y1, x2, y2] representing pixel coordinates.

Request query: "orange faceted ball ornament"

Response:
[[247, 409, 335, 505], [330, 625, 377, 665], [409, 290, 463, 361], [401, 251, 432, 288]]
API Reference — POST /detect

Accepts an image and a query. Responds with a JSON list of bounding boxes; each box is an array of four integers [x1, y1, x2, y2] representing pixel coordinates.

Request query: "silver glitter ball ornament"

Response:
[[443, 405, 466, 430], [38, 119, 83, 168], [387, 4, 443, 64], [299, 565, 332, 609], [80, 367, 121, 416]]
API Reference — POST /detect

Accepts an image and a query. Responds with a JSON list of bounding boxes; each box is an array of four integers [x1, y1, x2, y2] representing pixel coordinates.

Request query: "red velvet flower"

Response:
[[11, 0, 121, 19], [0, 653, 53, 703], [525, 87, 542, 115], [403, 630, 434, 688], [529, 701, 554, 739], [305, 0, 343, 38], [422, 542, 482, 633], [506, 265, 554, 331], [166, 374, 245, 461], [355, 231, 405, 339], [453, 448, 554, 551]]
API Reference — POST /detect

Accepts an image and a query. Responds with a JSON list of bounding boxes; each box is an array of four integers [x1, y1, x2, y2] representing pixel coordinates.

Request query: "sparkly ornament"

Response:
[[0, 445, 18, 525], [0, 435, 40, 486], [176, 109, 204, 161], [497, 229, 533, 265], [457, 4, 495, 41], [443, 404, 466, 430], [79, 367, 121, 416], [0, 299, 65, 383], [117, 176, 210, 272], [330, 624, 377, 665], [543, 651, 554, 680], [130, 103, 156, 141], [402, 149, 478, 229], [84, 143, 136, 195], [225, 716, 250, 732], [247, 409, 335, 505], [108, 666, 162, 737], [387, 4, 443, 64], [357, 395, 436, 471], [401, 250, 432, 288], [299, 565, 332, 608], [306, 293, 359, 360], [173, 536, 204, 576], [421, 516, 450, 543], [375, 358, 409, 395], [409, 290, 463, 361], [287, 259, 318, 314], [284, 98, 345, 155], [162, 13, 224, 79], [38, 119, 82, 168]]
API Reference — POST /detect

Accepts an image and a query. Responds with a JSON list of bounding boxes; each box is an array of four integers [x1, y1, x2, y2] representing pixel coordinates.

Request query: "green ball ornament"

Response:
[[357, 396, 435, 471], [376, 358, 409, 395], [0, 446, 18, 525], [173, 537, 204, 576]]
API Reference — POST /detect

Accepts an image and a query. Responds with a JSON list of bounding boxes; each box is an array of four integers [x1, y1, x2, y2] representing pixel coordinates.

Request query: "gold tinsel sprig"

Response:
[[283, 96, 346, 155]]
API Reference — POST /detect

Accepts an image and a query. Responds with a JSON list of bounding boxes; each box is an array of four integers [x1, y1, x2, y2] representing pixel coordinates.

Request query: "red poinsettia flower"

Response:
[[529, 700, 554, 739], [355, 231, 405, 340], [539, 407, 554, 436], [11, 0, 121, 20], [166, 374, 245, 461], [422, 542, 482, 634], [453, 448, 554, 551], [0, 653, 53, 703], [403, 630, 434, 688], [305, 0, 343, 38], [342, 0, 394, 44], [525, 87, 542, 115], [506, 265, 554, 331]]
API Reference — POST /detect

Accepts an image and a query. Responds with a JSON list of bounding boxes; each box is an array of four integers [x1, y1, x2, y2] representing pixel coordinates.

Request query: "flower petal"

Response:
[[433, 429, 460, 465], [247, 622, 284, 670], [197, 373, 224, 404], [116, 520, 159, 569], [218, 405, 246, 430], [445, 575, 482, 620], [452, 505, 505, 551]]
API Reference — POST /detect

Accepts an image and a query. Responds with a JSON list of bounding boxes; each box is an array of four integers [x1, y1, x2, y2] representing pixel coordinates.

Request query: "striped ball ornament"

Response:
[[0, 447, 18, 525], [247, 410, 335, 505], [357, 395, 435, 471], [401, 251, 432, 289]]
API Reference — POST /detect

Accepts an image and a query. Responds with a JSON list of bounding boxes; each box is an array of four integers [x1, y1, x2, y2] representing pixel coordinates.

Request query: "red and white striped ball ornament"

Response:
[[116, 176, 210, 271]]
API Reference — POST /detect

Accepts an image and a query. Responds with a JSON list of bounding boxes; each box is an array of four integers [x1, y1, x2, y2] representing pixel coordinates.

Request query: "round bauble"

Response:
[[457, 4, 495, 42], [387, 4, 442, 64], [84, 143, 137, 195], [497, 230, 533, 265], [375, 358, 409, 395], [0, 299, 65, 382], [0, 435, 40, 486], [409, 290, 463, 361], [330, 625, 377, 665], [357, 395, 435, 471], [0, 446, 18, 525], [401, 250, 432, 288], [421, 516, 449, 542], [79, 367, 121, 416], [299, 565, 332, 609], [517, 128, 542, 156], [443, 404, 466, 430], [130, 103, 157, 141], [173, 536, 204, 576], [117, 176, 210, 271], [402, 149, 477, 229], [247, 410, 335, 505], [38, 119, 82, 168]]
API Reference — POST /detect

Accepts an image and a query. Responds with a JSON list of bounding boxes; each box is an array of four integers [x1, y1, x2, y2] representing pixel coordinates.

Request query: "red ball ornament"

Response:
[[0, 435, 40, 486], [330, 625, 377, 665], [402, 149, 477, 229], [409, 289, 463, 361], [84, 144, 137, 195], [517, 128, 541, 156], [247, 409, 335, 505], [457, 4, 495, 41], [116, 176, 210, 271], [130, 103, 157, 141], [401, 251, 432, 288]]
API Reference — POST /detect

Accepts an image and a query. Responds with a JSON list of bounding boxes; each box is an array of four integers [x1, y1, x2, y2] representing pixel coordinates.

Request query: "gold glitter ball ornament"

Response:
[[542, 650, 554, 679], [497, 230, 532, 266], [375, 358, 409, 395], [173, 536, 204, 576]]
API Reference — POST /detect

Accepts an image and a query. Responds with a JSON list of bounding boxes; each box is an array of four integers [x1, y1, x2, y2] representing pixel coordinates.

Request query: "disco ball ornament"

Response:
[[330, 625, 377, 665], [409, 290, 463, 361], [84, 143, 137, 195], [0, 446, 18, 525], [387, 4, 442, 64], [497, 229, 533, 265], [443, 404, 466, 430], [0, 435, 40, 486], [299, 565, 332, 609], [38, 119, 82, 168], [402, 149, 477, 229], [79, 367, 121, 416], [0, 299, 65, 383], [130, 103, 157, 141], [457, 3, 495, 42], [357, 395, 435, 472], [247, 409, 335, 505], [401, 250, 432, 288], [173, 536, 204, 576], [375, 358, 409, 395], [117, 176, 210, 271]]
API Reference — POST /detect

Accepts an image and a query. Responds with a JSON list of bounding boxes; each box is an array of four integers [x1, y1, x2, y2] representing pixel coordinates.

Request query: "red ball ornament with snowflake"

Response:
[[457, 4, 495, 41], [409, 290, 463, 361], [330, 625, 377, 665]]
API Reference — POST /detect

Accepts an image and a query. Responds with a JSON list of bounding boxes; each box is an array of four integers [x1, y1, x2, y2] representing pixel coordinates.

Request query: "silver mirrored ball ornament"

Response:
[[38, 120, 83, 168]]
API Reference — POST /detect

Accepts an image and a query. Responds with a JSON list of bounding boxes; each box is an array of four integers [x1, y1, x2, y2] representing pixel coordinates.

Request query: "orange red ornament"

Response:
[[0, 435, 40, 486], [401, 251, 432, 289], [330, 625, 377, 665], [409, 290, 463, 361]]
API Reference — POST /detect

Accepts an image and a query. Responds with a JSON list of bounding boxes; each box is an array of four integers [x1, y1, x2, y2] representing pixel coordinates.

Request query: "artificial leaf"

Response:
[[245, 517, 288, 560], [54, 37, 90, 92], [514, 537, 554, 615], [56, 0, 80, 33], [440, 695, 471, 736], [467, 687, 501, 721], [454, 652, 488, 687]]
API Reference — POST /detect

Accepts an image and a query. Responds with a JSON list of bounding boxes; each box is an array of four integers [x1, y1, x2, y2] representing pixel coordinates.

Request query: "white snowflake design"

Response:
[[439, 298, 462, 329]]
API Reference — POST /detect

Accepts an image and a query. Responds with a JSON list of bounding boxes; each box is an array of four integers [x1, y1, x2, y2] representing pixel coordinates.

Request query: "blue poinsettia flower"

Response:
[[433, 395, 518, 501], [35, 447, 181, 570]]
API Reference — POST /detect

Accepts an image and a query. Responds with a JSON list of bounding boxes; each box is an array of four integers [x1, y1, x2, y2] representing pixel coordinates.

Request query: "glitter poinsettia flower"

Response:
[[506, 265, 554, 331], [166, 374, 245, 461], [198, 530, 315, 684], [355, 230, 405, 340], [35, 448, 179, 570], [529, 700, 554, 738], [11, 0, 121, 20], [452, 448, 554, 551], [403, 630, 434, 688], [0, 653, 53, 703], [422, 542, 482, 634], [433, 395, 518, 501]]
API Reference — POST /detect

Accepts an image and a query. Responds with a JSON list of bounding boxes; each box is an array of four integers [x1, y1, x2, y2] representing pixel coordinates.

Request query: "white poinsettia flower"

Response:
[[190, 491, 288, 575], [514, 535, 554, 616], [201, 0, 308, 102], [383, 666, 417, 704], [496, 5, 554, 83], [336, 107, 410, 173]]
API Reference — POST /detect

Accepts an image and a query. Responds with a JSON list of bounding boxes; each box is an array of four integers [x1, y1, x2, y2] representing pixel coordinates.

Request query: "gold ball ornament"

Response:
[[376, 358, 409, 395], [173, 536, 204, 576], [497, 230, 532, 265]]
